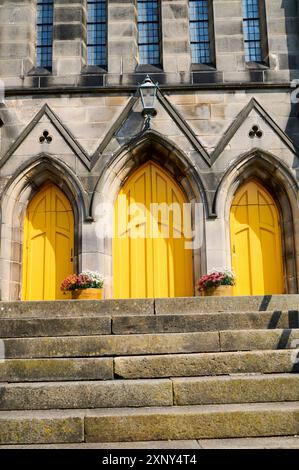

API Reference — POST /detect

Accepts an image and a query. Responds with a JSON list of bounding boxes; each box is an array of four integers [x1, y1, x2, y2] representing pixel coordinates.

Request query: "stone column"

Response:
[[205, 218, 229, 273], [107, 0, 138, 80], [213, 0, 244, 79], [0, 0, 35, 79], [161, 0, 191, 78], [53, 0, 86, 76]]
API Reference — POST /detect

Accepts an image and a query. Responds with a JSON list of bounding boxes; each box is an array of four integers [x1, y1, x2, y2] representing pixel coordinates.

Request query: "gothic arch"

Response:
[[92, 130, 208, 212], [214, 149, 299, 293], [92, 133, 207, 297], [0, 154, 88, 300]]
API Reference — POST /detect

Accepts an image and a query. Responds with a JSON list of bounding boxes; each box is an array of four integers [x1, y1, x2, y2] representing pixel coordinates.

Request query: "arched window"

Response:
[[36, 0, 54, 70], [242, 0, 268, 64], [87, 0, 107, 68], [189, 0, 215, 65], [137, 0, 161, 66]]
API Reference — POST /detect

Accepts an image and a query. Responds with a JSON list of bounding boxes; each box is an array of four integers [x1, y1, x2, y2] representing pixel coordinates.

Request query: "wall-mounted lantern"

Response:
[[139, 75, 158, 119]]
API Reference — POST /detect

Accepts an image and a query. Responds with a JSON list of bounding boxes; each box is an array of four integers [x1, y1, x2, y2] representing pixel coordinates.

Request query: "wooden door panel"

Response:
[[23, 184, 74, 301], [114, 162, 193, 299], [230, 181, 284, 296]]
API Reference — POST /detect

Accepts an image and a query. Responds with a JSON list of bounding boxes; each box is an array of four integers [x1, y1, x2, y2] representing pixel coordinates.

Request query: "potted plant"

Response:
[[197, 269, 235, 297], [61, 271, 104, 300]]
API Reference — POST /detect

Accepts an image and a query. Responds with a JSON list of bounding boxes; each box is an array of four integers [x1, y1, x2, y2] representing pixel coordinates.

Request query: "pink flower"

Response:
[[196, 270, 234, 292]]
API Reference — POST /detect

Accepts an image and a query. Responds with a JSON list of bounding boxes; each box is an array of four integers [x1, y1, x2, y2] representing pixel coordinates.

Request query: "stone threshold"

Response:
[[1, 436, 299, 449]]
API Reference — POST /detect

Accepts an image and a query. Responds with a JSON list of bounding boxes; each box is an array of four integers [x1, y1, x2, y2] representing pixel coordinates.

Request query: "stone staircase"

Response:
[[0, 295, 299, 446]]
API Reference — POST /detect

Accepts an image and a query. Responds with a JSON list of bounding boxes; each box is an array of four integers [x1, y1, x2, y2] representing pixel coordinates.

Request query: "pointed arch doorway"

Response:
[[113, 162, 193, 299], [22, 183, 74, 300], [230, 180, 284, 295]]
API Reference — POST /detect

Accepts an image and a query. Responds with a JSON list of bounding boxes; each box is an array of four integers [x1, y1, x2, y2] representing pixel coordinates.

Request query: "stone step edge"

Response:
[[1, 311, 299, 338], [1, 373, 299, 411], [0, 294, 299, 317], [1, 350, 298, 383], [1, 348, 298, 362], [0, 373, 299, 411], [1, 401, 299, 418], [1, 348, 298, 361], [0, 309, 298, 320], [2, 326, 299, 337], [1, 372, 297, 386], [1, 402, 299, 444], [1, 329, 299, 359], [1, 436, 299, 449]]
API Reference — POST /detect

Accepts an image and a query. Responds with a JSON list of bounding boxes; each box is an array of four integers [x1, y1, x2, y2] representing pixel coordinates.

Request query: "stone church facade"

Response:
[[0, 0, 299, 301]]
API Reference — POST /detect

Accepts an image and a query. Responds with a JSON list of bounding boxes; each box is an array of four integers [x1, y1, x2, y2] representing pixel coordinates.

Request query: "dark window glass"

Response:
[[36, 0, 53, 70], [242, 0, 262, 62], [189, 0, 211, 64], [137, 1, 160, 66], [87, 0, 107, 67]]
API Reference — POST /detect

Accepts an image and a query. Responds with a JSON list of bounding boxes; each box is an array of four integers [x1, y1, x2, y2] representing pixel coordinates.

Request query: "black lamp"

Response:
[[139, 75, 158, 118]]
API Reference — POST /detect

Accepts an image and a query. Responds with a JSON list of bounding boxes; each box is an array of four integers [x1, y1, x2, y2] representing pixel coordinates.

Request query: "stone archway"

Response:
[[92, 133, 206, 298], [214, 150, 299, 294], [0, 155, 86, 300], [113, 160, 194, 299]]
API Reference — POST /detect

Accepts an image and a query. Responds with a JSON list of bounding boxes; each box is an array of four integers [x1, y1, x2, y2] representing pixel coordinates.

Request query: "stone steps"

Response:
[[0, 379, 172, 410], [1, 402, 299, 444], [3, 437, 299, 449], [0, 374, 299, 411], [172, 374, 299, 405], [1, 311, 299, 338], [0, 317, 111, 338], [1, 329, 299, 358], [114, 350, 299, 379], [112, 311, 299, 334], [0, 358, 113, 382], [0, 299, 154, 318], [0, 441, 202, 449], [0, 332, 219, 358], [154, 296, 299, 314], [1, 296, 298, 319], [1, 296, 299, 445], [0, 349, 298, 382], [83, 402, 299, 442]]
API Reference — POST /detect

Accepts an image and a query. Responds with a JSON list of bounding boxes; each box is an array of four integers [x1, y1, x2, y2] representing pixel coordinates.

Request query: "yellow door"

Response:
[[230, 180, 284, 296], [22, 184, 74, 300], [113, 162, 193, 298]]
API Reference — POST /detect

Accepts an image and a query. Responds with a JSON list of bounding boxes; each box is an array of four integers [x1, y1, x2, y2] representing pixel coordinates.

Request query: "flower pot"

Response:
[[71, 288, 103, 300], [202, 285, 233, 297]]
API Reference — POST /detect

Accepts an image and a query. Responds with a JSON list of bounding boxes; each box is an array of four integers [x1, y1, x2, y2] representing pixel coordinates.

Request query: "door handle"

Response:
[[70, 248, 73, 262]]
